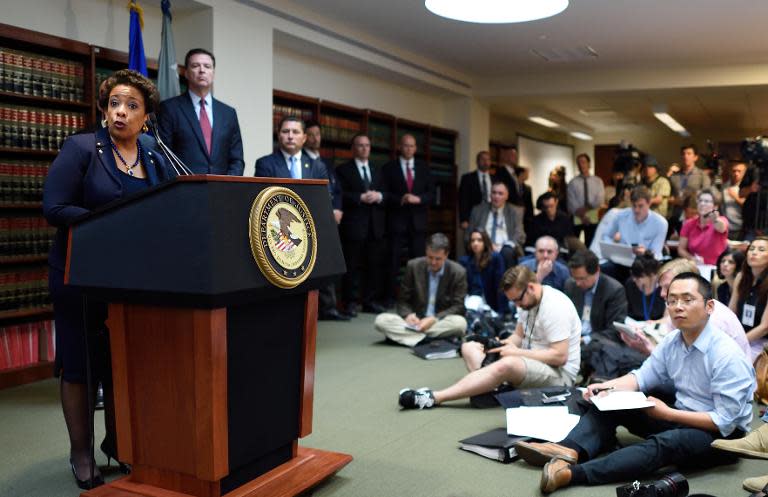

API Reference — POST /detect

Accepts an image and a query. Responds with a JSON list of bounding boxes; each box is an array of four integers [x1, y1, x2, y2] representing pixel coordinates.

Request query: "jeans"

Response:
[[562, 406, 741, 485]]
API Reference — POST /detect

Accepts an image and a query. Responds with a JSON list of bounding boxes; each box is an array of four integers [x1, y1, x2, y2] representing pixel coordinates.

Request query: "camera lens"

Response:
[[655, 472, 688, 497]]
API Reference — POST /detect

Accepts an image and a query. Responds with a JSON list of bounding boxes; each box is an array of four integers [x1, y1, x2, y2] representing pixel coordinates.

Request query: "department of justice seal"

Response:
[[248, 186, 317, 288]]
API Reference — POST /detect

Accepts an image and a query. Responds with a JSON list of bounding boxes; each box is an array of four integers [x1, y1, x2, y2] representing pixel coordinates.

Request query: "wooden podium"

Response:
[[65, 176, 352, 497]]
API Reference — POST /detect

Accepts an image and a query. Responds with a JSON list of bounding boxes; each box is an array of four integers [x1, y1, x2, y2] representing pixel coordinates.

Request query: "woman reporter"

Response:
[[625, 252, 665, 321], [715, 248, 745, 306], [459, 229, 507, 313], [43, 69, 171, 489], [677, 188, 728, 265], [730, 236, 768, 361]]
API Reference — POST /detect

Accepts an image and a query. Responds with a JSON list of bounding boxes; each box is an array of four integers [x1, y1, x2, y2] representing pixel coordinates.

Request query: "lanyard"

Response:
[[642, 289, 656, 321]]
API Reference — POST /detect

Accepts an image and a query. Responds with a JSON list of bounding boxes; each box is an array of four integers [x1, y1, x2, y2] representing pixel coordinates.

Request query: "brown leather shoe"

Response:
[[541, 458, 572, 493], [515, 441, 578, 467], [712, 424, 768, 459]]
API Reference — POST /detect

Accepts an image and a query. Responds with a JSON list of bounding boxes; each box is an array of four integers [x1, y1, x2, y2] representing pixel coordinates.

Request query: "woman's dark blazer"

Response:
[[43, 127, 172, 271]]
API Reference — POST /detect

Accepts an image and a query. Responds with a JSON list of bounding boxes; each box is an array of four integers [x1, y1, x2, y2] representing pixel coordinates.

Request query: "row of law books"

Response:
[[367, 121, 393, 149], [0, 104, 85, 151], [0, 46, 85, 102], [272, 104, 314, 132], [0, 160, 50, 205], [0, 217, 55, 259], [0, 267, 50, 312], [0, 320, 55, 371], [319, 115, 362, 144]]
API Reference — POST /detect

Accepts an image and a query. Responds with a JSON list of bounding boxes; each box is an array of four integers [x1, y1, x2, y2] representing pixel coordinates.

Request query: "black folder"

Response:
[[458, 428, 531, 463]]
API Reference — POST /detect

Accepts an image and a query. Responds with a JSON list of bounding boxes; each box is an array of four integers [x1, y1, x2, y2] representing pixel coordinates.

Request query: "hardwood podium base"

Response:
[[83, 447, 352, 497]]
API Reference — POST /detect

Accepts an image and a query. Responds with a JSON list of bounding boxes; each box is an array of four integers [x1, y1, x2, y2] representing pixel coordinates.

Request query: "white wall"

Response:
[[3, 0, 163, 57], [273, 46, 447, 126]]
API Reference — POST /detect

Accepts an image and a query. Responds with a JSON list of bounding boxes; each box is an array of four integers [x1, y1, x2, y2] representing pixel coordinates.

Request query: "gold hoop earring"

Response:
[[142, 123, 149, 133], [101, 119, 107, 128]]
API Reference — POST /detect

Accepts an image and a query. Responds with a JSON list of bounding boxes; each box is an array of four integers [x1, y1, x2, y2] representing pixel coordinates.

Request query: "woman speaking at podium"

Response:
[[43, 69, 171, 490]]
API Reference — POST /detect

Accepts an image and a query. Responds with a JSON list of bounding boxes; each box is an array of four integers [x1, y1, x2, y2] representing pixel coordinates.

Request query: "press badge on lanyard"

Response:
[[582, 305, 592, 322], [742, 303, 756, 328]]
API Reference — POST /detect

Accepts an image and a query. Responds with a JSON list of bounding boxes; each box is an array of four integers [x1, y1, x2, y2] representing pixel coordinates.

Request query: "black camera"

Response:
[[616, 473, 688, 497], [464, 334, 505, 367]]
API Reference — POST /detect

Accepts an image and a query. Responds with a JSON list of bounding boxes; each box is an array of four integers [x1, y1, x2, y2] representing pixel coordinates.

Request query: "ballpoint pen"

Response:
[[591, 386, 615, 396]]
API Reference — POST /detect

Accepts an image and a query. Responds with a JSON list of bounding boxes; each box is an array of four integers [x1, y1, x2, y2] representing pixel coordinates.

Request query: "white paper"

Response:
[[505, 406, 580, 442], [591, 391, 654, 411]]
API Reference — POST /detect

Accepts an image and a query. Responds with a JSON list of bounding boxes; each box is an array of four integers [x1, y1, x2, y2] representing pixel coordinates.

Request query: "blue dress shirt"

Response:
[[519, 256, 570, 291], [581, 278, 598, 343], [632, 320, 755, 436], [426, 264, 446, 317], [602, 208, 668, 259]]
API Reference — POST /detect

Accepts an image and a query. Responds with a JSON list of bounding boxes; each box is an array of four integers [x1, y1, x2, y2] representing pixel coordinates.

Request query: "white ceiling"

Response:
[[284, 0, 768, 140]]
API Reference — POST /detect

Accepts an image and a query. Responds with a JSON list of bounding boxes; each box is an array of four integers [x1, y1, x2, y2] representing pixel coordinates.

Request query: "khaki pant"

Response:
[[374, 313, 467, 347]]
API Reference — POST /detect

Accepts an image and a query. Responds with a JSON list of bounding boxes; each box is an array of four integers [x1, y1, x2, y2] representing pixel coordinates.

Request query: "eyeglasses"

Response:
[[510, 286, 528, 304], [666, 297, 700, 308]]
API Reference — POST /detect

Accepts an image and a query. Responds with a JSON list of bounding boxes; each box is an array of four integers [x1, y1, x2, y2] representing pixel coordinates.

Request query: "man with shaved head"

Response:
[[381, 133, 435, 304]]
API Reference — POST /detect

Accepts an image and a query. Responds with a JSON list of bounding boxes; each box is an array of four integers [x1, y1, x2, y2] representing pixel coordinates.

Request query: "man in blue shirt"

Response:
[[520, 236, 569, 291], [602, 185, 668, 260], [515, 272, 755, 493]]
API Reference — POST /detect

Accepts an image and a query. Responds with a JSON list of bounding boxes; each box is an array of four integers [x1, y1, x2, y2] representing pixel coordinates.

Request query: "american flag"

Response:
[[275, 231, 296, 252]]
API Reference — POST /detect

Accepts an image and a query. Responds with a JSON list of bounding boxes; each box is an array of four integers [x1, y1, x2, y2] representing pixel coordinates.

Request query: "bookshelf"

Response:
[[0, 22, 166, 389], [272, 90, 459, 249], [319, 100, 363, 168]]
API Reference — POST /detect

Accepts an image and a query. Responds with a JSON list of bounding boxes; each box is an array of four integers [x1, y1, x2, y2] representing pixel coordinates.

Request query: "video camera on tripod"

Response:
[[740, 136, 768, 233]]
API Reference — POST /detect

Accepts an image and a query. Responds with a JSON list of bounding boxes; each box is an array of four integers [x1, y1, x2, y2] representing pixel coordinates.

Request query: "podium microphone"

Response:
[[146, 113, 193, 176]]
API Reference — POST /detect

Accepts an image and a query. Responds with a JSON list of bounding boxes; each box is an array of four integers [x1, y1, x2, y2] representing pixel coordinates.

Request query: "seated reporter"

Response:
[[459, 229, 507, 314], [729, 236, 768, 361], [467, 181, 525, 268], [625, 252, 666, 322], [520, 236, 570, 292], [374, 233, 467, 346], [715, 248, 745, 306], [398, 266, 581, 409], [620, 258, 751, 360], [516, 273, 755, 493], [678, 188, 729, 265], [43, 69, 172, 489]]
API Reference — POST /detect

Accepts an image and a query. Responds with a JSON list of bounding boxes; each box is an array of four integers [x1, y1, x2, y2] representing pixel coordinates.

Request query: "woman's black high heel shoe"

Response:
[[100, 440, 131, 474], [70, 459, 104, 490]]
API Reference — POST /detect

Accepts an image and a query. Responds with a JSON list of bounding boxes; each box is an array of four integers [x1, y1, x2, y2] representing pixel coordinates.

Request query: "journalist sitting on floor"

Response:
[[515, 272, 755, 493], [398, 265, 581, 409]]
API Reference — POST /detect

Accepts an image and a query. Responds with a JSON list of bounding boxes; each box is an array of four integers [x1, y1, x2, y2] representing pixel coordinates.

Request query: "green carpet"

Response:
[[0, 313, 764, 497]]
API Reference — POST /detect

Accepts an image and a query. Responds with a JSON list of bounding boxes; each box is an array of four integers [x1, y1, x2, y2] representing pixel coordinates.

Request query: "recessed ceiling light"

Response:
[[425, 0, 569, 24], [652, 105, 690, 137], [570, 131, 593, 141], [529, 116, 560, 128]]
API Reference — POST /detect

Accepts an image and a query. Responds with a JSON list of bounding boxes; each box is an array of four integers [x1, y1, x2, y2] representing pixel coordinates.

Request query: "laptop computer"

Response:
[[599, 241, 636, 267]]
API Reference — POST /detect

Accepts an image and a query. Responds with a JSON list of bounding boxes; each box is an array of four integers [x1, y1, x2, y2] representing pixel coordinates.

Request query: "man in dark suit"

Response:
[[374, 233, 466, 346], [564, 250, 643, 379], [254, 116, 345, 321], [493, 145, 523, 207], [254, 116, 328, 180], [304, 120, 349, 321], [467, 181, 525, 268], [336, 133, 387, 315], [527, 191, 576, 251], [381, 133, 434, 302], [157, 48, 244, 175], [516, 165, 535, 234], [458, 150, 493, 230]]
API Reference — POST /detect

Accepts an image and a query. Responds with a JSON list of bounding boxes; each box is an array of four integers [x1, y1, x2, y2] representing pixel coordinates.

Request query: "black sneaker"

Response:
[[398, 387, 436, 409]]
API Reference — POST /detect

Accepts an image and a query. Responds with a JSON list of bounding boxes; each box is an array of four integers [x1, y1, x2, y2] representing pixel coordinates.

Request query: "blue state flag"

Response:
[[158, 0, 180, 101], [128, 1, 148, 76]]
